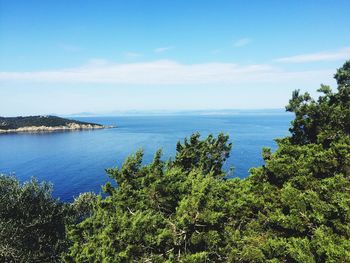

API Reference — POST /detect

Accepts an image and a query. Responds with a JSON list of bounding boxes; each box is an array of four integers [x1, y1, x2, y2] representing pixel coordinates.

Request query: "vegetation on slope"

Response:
[[0, 176, 96, 263], [0, 61, 349, 262], [0, 115, 102, 130]]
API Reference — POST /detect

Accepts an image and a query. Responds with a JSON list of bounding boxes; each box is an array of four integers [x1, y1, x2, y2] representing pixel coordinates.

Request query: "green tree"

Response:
[[239, 60, 350, 262], [0, 175, 67, 262], [286, 61, 350, 146], [64, 133, 235, 262]]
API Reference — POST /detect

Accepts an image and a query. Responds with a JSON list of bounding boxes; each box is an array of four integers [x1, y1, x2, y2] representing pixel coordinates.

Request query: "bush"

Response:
[[0, 175, 67, 262]]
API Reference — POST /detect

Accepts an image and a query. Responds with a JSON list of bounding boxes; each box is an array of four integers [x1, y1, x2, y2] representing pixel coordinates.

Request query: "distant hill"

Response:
[[0, 115, 105, 133]]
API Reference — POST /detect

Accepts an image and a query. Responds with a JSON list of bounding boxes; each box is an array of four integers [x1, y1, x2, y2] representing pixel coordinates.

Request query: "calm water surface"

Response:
[[0, 113, 293, 201]]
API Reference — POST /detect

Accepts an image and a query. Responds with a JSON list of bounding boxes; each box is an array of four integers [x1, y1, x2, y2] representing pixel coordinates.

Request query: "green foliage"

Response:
[[172, 132, 232, 176], [0, 175, 67, 262], [0, 176, 98, 263], [286, 61, 350, 146], [69, 192, 98, 222], [64, 133, 235, 262]]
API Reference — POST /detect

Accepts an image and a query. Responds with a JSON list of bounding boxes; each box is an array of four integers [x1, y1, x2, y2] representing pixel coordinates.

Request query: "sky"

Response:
[[0, 0, 350, 116]]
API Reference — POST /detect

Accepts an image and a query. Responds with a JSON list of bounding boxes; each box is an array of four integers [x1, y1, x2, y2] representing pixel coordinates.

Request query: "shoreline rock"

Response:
[[0, 124, 114, 134]]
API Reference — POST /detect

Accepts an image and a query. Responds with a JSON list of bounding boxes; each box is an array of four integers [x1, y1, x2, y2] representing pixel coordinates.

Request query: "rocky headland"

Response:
[[0, 115, 112, 134]]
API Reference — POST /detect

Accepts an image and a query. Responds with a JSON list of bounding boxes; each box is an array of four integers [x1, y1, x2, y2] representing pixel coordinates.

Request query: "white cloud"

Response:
[[275, 47, 350, 63], [0, 59, 333, 86], [233, 38, 252, 47], [154, 46, 174, 53]]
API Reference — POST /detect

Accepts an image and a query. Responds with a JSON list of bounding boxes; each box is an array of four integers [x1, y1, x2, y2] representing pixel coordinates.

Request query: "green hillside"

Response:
[[0, 115, 102, 130]]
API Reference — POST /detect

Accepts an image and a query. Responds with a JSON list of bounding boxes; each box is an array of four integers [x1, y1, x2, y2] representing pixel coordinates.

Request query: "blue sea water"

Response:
[[0, 112, 293, 202]]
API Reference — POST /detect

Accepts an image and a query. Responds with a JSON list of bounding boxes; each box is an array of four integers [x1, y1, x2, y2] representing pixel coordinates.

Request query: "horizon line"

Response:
[[1, 108, 294, 118]]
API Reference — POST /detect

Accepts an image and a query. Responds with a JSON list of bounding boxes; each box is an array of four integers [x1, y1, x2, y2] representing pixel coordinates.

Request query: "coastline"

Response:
[[0, 124, 113, 134]]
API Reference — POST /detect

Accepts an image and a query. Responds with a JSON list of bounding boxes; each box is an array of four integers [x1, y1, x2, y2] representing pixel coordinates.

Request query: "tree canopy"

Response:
[[0, 176, 67, 262]]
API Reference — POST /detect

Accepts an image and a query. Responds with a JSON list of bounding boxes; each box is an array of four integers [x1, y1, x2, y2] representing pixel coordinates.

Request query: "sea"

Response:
[[0, 111, 293, 202]]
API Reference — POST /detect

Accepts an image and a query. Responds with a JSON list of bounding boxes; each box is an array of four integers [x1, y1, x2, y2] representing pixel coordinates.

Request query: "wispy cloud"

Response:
[[154, 46, 174, 53], [123, 52, 143, 58], [275, 47, 350, 63], [233, 38, 252, 47], [0, 59, 333, 86]]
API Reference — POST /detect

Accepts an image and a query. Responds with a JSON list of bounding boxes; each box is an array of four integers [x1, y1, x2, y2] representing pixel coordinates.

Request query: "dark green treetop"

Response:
[[286, 60, 350, 146]]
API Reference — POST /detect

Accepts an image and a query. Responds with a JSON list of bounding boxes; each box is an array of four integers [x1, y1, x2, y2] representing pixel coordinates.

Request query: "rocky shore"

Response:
[[0, 123, 108, 134], [0, 115, 115, 134]]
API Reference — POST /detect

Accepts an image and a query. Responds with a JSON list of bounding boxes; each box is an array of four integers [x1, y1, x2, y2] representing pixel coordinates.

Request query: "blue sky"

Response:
[[0, 0, 350, 116]]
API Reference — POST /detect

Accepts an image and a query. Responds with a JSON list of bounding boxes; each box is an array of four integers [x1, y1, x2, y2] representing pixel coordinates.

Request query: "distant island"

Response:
[[0, 115, 111, 133]]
